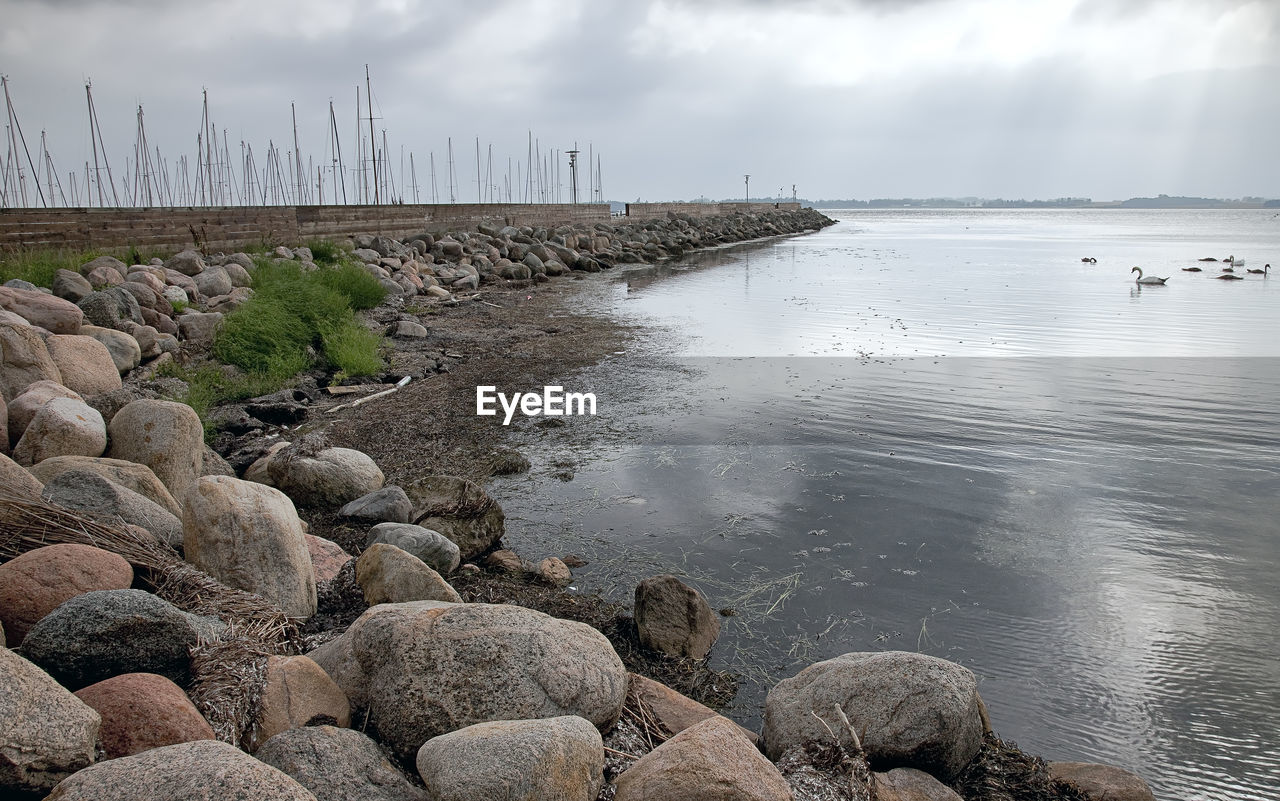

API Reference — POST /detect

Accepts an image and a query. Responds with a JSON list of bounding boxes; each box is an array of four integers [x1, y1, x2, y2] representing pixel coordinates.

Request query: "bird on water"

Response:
[[1211, 272, 1244, 281], [1132, 267, 1169, 285], [1246, 264, 1270, 276], [1182, 266, 1202, 272]]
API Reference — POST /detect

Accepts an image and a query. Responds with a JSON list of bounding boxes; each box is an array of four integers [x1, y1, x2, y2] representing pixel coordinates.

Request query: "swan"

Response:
[[1222, 266, 1235, 272], [1181, 266, 1202, 272], [1081, 257, 1097, 263], [1198, 257, 1219, 262], [1226, 255, 1247, 267], [1246, 264, 1270, 276], [1212, 272, 1244, 280], [1132, 267, 1168, 285]]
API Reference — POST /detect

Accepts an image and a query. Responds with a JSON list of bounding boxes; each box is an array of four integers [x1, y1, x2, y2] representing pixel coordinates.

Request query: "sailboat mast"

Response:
[[366, 65, 378, 204]]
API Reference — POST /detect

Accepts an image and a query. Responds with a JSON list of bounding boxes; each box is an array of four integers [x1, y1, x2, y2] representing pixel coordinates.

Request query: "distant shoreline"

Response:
[[804, 195, 1279, 210]]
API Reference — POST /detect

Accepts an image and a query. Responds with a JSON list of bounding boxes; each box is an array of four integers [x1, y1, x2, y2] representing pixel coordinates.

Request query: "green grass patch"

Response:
[[158, 361, 286, 439], [0, 248, 102, 288], [213, 260, 385, 384], [305, 238, 345, 265]]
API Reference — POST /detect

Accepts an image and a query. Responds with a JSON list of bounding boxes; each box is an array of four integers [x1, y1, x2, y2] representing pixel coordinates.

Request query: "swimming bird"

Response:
[[1226, 255, 1247, 267], [1212, 272, 1244, 280], [1198, 257, 1219, 262], [1132, 267, 1168, 285], [1181, 266, 1202, 272], [1246, 264, 1270, 275], [1221, 266, 1235, 272], [1081, 257, 1097, 263]]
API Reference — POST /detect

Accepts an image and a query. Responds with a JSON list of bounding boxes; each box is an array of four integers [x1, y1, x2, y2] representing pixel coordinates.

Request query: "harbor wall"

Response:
[[0, 201, 805, 252], [0, 203, 611, 252]]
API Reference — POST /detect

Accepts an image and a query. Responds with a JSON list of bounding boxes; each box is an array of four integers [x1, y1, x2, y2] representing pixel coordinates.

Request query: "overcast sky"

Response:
[[2, 0, 1277, 205]]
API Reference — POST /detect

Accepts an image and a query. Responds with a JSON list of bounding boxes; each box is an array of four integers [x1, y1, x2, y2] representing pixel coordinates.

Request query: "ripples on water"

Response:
[[497, 210, 1280, 800]]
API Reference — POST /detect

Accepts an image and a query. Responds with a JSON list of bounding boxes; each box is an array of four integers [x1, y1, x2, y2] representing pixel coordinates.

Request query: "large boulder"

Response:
[[355, 542, 462, 605], [0, 319, 62, 401], [105, 399, 204, 504], [311, 601, 627, 759], [0, 285, 84, 334], [405, 475, 505, 560], [339, 485, 413, 524], [52, 269, 93, 303], [41, 469, 183, 548], [17, 588, 205, 690], [176, 311, 223, 346], [762, 651, 984, 781], [78, 325, 142, 375], [44, 334, 123, 396], [193, 265, 234, 298], [255, 725, 427, 801], [365, 521, 460, 575], [182, 476, 317, 618], [613, 716, 793, 801], [73, 672, 216, 759], [248, 655, 350, 751], [78, 255, 128, 279], [44, 740, 317, 801], [1047, 762, 1156, 801], [268, 446, 384, 508], [0, 543, 132, 647], [29, 455, 183, 517], [416, 716, 604, 801], [0, 648, 101, 795], [77, 287, 143, 329], [634, 574, 720, 659], [7, 380, 82, 443], [164, 249, 206, 276], [12, 397, 107, 465]]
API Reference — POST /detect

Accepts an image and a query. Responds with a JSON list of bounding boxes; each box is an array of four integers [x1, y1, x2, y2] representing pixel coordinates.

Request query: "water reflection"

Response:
[[498, 210, 1280, 801]]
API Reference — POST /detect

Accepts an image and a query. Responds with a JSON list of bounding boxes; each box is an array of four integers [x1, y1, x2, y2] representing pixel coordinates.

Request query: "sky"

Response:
[[1, 0, 1277, 205]]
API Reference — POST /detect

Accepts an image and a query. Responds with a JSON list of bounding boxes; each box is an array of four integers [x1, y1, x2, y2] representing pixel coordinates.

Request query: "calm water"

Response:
[[495, 209, 1280, 800]]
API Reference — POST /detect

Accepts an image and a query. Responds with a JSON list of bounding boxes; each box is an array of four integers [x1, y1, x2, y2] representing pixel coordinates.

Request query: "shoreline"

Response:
[[0, 206, 1158, 800]]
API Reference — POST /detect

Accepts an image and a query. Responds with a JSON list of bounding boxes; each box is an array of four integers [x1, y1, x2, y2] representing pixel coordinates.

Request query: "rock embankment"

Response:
[[1, 207, 1156, 801]]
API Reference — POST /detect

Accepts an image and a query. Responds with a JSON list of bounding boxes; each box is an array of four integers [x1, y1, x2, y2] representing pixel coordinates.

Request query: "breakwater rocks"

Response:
[[1, 208, 1156, 800]]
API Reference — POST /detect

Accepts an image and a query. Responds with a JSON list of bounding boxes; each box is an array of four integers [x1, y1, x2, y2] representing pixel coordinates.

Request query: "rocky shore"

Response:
[[1, 207, 1155, 801]]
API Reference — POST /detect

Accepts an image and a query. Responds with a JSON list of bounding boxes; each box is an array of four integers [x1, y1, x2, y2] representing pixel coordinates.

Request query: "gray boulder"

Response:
[[366, 522, 460, 574], [43, 739, 317, 801], [0, 319, 63, 402], [183, 476, 317, 618], [355, 543, 461, 605], [268, 446, 384, 508], [11, 396, 107, 466], [340, 485, 413, 523], [0, 647, 100, 795], [762, 651, 984, 781], [256, 725, 426, 801], [405, 475, 505, 561], [27, 455, 183, 517], [79, 325, 142, 374], [52, 269, 93, 303], [313, 600, 627, 759], [416, 716, 603, 801], [163, 249, 206, 277], [176, 311, 223, 346], [106, 399, 204, 506], [194, 265, 234, 298], [634, 574, 720, 659], [17, 589, 204, 690], [41, 469, 183, 547], [77, 287, 143, 328]]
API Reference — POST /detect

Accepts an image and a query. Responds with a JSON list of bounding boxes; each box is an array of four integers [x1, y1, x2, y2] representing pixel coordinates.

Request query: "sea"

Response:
[[495, 208, 1280, 800]]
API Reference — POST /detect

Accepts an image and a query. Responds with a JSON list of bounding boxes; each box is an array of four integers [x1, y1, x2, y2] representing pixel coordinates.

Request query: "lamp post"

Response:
[[744, 174, 750, 204]]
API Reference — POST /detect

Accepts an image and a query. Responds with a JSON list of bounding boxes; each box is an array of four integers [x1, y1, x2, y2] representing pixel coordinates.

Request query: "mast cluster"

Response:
[[1, 69, 606, 209]]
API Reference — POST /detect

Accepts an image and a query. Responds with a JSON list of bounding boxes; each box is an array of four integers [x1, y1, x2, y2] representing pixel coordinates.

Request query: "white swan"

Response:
[[1226, 255, 1247, 267], [1132, 267, 1168, 285]]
